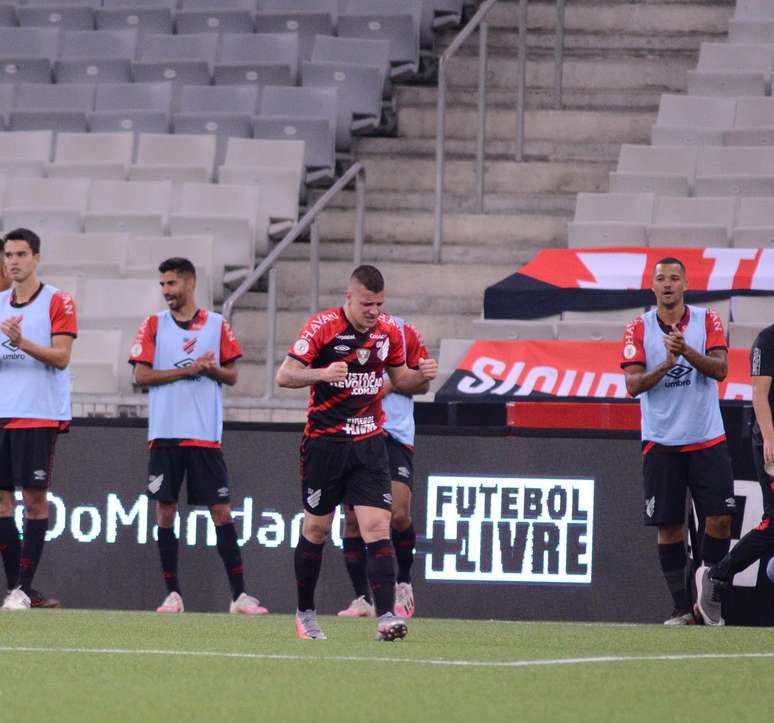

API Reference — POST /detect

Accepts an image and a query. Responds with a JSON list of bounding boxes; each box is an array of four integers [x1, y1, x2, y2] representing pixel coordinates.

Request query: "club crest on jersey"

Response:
[[377, 338, 389, 361], [356, 348, 370, 365], [183, 336, 197, 355]]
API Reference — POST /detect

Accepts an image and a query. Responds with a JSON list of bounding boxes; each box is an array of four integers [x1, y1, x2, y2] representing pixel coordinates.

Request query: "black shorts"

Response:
[[385, 433, 414, 490], [752, 442, 774, 519], [300, 434, 391, 516], [147, 445, 230, 507], [642, 441, 736, 526], [0, 427, 58, 490]]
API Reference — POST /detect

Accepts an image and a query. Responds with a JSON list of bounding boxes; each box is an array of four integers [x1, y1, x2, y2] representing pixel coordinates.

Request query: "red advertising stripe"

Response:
[[506, 401, 641, 431]]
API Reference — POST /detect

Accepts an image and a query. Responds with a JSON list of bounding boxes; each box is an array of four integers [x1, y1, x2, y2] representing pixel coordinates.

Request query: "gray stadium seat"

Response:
[[430, 0, 464, 28], [172, 85, 259, 165], [16, 1, 99, 32], [129, 132, 216, 183], [687, 43, 774, 98], [652, 95, 736, 146], [437, 338, 472, 375], [176, 0, 256, 35], [731, 295, 770, 324], [0, 4, 15, 27], [729, 20, 774, 44], [54, 29, 138, 84], [214, 32, 299, 87], [96, 0, 175, 34], [131, 32, 218, 90], [69, 328, 123, 395], [84, 178, 172, 234], [694, 146, 774, 197], [89, 81, 172, 134], [731, 197, 774, 247], [0, 129, 53, 177], [647, 196, 737, 247], [258, 0, 337, 59], [0, 26, 60, 84], [252, 116, 333, 182], [38, 231, 129, 276], [2, 176, 90, 232], [609, 144, 697, 197], [311, 34, 391, 100], [48, 131, 133, 180], [0, 83, 13, 129], [726, 96, 774, 146], [470, 318, 557, 340], [727, 322, 766, 349], [568, 192, 655, 247], [9, 82, 95, 132], [734, 0, 774, 20], [339, 0, 421, 78], [561, 308, 644, 322], [556, 320, 625, 342]]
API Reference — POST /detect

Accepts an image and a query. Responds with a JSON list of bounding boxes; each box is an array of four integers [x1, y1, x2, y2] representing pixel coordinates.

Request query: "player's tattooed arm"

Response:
[[623, 351, 677, 397], [275, 356, 348, 388], [665, 324, 727, 381], [387, 358, 438, 394], [0, 316, 73, 369]]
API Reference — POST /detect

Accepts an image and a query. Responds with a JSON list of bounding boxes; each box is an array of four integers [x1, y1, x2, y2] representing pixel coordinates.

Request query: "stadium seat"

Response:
[[84, 178, 172, 234], [0, 129, 53, 177], [609, 144, 697, 197], [16, 1, 99, 31], [214, 32, 300, 87], [437, 338, 473, 375], [567, 192, 655, 247], [0, 26, 60, 84], [78, 277, 169, 326], [0, 4, 14, 27], [732, 196, 774, 247], [257, 0, 336, 60], [129, 132, 216, 183], [96, 0, 175, 34], [311, 34, 392, 100], [727, 321, 766, 348], [561, 308, 644, 322], [39, 274, 79, 303], [54, 29, 138, 84], [48, 131, 134, 180], [734, 0, 774, 20], [470, 318, 557, 340], [652, 95, 736, 146], [647, 196, 736, 247], [37, 231, 129, 276], [168, 181, 267, 264], [175, 0, 256, 35], [172, 85, 259, 165], [725, 97, 774, 146], [252, 116, 334, 182], [0, 83, 13, 129], [729, 20, 774, 44], [89, 81, 172, 134], [9, 82, 95, 132], [556, 320, 625, 342], [2, 176, 90, 232], [69, 328, 123, 395], [430, 0, 464, 28], [731, 295, 769, 324], [131, 33, 218, 91], [694, 146, 774, 197], [687, 43, 773, 98]]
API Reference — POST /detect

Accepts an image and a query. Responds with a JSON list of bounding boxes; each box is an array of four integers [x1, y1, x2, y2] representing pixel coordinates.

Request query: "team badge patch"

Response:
[[623, 344, 637, 360], [356, 348, 370, 365], [131, 343, 143, 357], [293, 339, 310, 356]]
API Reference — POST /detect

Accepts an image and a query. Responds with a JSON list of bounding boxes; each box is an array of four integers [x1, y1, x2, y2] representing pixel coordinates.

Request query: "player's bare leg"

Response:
[[295, 511, 333, 640], [338, 507, 375, 617], [391, 481, 416, 618]]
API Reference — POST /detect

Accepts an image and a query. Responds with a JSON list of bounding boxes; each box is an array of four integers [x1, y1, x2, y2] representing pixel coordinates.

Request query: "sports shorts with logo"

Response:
[[641, 441, 736, 526], [147, 445, 230, 506], [0, 428, 58, 490], [300, 434, 391, 515], [385, 433, 414, 490]]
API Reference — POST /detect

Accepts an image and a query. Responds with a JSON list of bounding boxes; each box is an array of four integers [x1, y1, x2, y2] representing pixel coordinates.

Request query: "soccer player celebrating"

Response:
[[337, 317, 429, 619], [621, 257, 735, 625], [0, 228, 76, 610], [695, 323, 774, 625], [276, 265, 437, 641], [129, 257, 267, 616]]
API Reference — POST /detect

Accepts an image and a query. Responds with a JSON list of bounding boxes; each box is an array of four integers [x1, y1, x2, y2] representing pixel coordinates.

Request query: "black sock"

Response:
[[366, 538, 396, 617], [0, 517, 21, 590], [216, 522, 245, 601], [702, 533, 731, 567], [713, 517, 774, 581], [157, 526, 180, 594], [391, 524, 416, 584], [295, 535, 324, 612], [342, 536, 371, 602], [19, 518, 47, 594], [658, 541, 690, 611]]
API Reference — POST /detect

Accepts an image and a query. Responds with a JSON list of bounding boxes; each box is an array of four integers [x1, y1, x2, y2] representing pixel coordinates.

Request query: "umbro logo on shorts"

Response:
[[148, 474, 164, 494], [383, 493, 393, 505], [397, 466, 410, 478], [217, 486, 229, 497], [33, 469, 46, 481], [645, 496, 655, 518], [725, 497, 736, 508], [307, 488, 322, 509]]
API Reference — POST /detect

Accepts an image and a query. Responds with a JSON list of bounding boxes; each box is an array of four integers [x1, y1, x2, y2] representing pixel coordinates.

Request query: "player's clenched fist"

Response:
[[418, 357, 438, 380], [321, 361, 348, 383]]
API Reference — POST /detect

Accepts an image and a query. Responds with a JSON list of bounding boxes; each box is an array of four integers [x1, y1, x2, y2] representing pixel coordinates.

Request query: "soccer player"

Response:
[[129, 257, 267, 616], [0, 228, 76, 610], [276, 265, 438, 641], [337, 317, 429, 619], [695, 323, 774, 625], [621, 257, 735, 625]]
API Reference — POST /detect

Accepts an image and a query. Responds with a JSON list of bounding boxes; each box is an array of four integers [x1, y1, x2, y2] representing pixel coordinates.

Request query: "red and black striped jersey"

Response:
[[288, 307, 405, 440]]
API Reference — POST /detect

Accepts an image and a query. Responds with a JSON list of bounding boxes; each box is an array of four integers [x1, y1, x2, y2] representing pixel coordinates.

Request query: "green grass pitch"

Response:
[[1, 610, 773, 722]]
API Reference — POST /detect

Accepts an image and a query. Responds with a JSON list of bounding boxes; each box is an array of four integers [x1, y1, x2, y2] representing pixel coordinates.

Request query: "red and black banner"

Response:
[[437, 339, 752, 402], [484, 247, 774, 319]]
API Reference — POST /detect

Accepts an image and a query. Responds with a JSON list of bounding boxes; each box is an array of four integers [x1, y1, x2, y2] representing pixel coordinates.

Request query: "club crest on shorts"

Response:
[[645, 496, 655, 518], [148, 474, 164, 495], [356, 348, 370, 365], [306, 488, 322, 509]]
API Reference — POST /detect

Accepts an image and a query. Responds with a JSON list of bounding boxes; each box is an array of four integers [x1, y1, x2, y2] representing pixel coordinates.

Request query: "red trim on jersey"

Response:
[[148, 439, 221, 449], [704, 307, 727, 350], [1, 419, 68, 430], [642, 434, 726, 454], [49, 290, 78, 337], [129, 314, 158, 365], [404, 322, 429, 370], [642, 441, 656, 456], [620, 317, 646, 368]]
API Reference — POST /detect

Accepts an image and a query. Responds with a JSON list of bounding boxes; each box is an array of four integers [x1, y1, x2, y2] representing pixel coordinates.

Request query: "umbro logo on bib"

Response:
[[1, 339, 19, 352]]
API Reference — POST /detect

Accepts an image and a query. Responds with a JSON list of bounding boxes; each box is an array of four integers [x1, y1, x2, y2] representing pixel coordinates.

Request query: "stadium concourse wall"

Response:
[[27, 402, 774, 625]]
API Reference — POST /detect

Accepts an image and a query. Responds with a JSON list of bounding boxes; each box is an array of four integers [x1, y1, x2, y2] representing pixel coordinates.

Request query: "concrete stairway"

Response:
[[227, 0, 733, 420]]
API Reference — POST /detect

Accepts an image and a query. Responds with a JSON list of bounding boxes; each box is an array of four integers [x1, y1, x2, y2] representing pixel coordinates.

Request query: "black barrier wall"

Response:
[[22, 423, 774, 623]]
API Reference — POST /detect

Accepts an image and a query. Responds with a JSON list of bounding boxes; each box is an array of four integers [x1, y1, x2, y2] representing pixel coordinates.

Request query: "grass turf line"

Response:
[[1, 611, 773, 722]]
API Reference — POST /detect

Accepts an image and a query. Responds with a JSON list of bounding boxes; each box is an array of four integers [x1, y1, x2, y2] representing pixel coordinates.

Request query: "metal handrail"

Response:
[[434, 0, 567, 260], [222, 161, 366, 401]]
